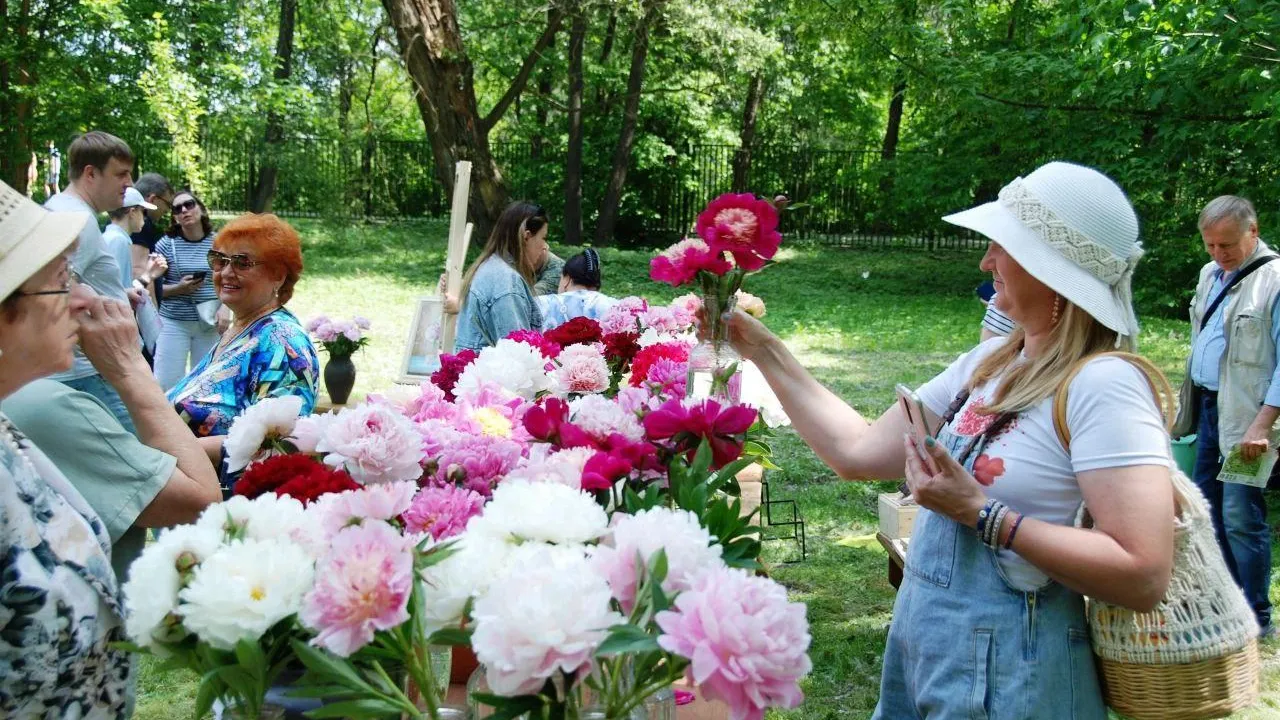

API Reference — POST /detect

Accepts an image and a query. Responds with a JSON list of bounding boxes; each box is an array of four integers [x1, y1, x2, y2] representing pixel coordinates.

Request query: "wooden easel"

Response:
[[439, 161, 473, 353]]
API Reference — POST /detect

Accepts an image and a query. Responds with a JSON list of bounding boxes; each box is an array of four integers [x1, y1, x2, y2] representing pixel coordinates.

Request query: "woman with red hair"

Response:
[[167, 213, 318, 467]]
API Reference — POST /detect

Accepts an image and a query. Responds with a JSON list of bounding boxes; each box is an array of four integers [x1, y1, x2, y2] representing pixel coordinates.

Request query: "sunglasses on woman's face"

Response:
[[173, 199, 198, 215], [207, 250, 266, 272]]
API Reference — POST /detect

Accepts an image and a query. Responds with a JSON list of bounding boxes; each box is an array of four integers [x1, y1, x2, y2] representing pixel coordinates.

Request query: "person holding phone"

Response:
[[713, 162, 1176, 718], [153, 189, 219, 389]]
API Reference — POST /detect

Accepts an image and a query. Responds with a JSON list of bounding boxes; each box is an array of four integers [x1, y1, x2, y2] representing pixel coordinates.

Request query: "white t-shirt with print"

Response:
[[917, 338, 1171, 590]]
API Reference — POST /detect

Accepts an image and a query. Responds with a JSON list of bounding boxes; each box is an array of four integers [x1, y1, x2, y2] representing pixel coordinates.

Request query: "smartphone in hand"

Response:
[[896, 383, 939, 475]]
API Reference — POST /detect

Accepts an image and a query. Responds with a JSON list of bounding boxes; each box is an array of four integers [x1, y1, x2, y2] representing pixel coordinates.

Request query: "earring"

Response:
[[1051, 295, 1062, 326]]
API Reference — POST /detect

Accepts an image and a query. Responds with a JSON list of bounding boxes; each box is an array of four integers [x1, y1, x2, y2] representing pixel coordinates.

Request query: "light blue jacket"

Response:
[[454, 256, 543, 352]]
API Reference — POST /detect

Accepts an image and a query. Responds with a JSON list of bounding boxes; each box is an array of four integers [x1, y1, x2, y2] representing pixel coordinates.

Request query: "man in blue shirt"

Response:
[[1180, 195, 1279, 634]]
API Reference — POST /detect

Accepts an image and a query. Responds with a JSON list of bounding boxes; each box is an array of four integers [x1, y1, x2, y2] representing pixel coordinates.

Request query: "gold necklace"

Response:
[[216, 305, 279, 355]]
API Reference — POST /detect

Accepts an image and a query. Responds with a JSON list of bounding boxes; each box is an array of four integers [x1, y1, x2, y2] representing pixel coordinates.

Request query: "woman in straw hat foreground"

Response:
[[0, 181, 132, 718], [719, 162, 1178, 717]]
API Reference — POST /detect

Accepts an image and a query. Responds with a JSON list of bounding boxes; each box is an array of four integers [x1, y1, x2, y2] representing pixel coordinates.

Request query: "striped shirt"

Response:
[[155, 233, 217, 321], [982, 293, 1016, 337]]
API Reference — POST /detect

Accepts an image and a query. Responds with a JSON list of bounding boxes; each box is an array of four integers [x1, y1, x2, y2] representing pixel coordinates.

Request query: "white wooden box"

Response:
[[878, 492, 918, 539]]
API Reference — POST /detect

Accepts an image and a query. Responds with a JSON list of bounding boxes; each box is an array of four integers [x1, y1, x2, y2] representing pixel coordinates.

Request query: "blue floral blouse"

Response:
[[168, 307, 319, 437], [0, 414, 131, 718]]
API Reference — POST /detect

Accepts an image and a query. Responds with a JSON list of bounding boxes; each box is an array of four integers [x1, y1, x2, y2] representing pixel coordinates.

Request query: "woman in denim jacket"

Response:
[[718, 162, 1178, 719], [453, 201, 548, 352]]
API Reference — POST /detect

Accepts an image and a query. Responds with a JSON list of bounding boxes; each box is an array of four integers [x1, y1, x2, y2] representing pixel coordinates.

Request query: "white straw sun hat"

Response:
[[942, 161, 1142, 345], [0, 180, 89, 301]]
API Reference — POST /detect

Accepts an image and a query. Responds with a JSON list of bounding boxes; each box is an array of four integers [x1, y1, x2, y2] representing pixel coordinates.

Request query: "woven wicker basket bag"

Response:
[[1054, 352, 1260, 720]]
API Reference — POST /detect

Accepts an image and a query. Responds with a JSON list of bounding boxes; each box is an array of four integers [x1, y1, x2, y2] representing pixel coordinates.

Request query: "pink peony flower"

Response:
[[656, 567, 811, 720], [592, 507, 724, 613], [433, 433, 525, 496], [670, 294, 702, 328], [301, 521, 416, 657], [630, 342, 691, 387], [504, 446, 595, 488], [305, 315, 330, 333], [639, 306, 684, 336], [650, 238, 735, 286], [643, 398, 757, 469], [695, 193, 781, 272], [570, 394, 644, 443], [402, 485, 486, 540], [645, 358, 688, 399], [735, 291, 766, 318], [353, 316, 372, 330], [600, 297, 650, 335], [315, 480, 419, 537], [553, 344, 610, 395], [616, 386, 663, 416], [317, 404, 426, 485]]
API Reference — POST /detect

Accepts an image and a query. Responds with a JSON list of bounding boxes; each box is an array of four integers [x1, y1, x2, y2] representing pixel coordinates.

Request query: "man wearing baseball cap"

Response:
[[105, 187, 167, 357]]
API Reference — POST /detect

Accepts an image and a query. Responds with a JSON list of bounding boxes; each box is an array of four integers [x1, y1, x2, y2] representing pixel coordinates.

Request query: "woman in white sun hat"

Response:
[[718, 161, 1177, 716], [0, 181, 133, 717]]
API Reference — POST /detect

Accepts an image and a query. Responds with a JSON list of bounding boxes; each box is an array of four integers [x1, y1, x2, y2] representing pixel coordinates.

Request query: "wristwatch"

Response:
[[132, 277, 151, 292]]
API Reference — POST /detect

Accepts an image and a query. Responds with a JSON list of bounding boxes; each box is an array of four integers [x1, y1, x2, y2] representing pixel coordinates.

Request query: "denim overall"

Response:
[[872, 401, 1107, 719]]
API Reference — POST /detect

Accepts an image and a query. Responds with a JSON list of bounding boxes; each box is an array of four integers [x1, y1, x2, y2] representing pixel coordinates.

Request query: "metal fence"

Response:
[[132, 133, 983, 250]]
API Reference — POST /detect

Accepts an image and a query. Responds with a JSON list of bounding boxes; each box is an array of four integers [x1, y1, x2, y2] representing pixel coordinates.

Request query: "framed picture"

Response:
[[398, 296, 446, 384]]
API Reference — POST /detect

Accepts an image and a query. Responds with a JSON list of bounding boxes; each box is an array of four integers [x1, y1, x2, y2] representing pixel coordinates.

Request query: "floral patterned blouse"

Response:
[[168, 307, 319, 437], [0, 414, 132, 718]]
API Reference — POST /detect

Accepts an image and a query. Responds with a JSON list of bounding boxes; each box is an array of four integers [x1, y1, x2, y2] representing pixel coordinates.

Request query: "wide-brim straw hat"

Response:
[[942, 161, 1142, 344], [1, 181, 88, 300]]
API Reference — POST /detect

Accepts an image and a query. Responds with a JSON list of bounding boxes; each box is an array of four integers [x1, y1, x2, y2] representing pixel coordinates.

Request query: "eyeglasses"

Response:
[[13, 271, 80, 298], [208, 251, 266, 272], [173, 199, 198, 214]]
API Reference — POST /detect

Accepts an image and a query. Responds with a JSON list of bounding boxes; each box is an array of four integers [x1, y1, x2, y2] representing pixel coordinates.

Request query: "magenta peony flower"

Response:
[[656, 567, 811, 720], [300, 521, 416, 657], [316, 404, 426, 485], [643, 398, 757, 469], [695, 193, 781, 272], [505, 328, 562, 359], [402, 485, 486, 540], [650, 238, 735, 286], [315, 480, 419, 537], [630, 342, 691, 387], [552, 343, 610, 395], [581, 451, 633, 491], [523, 398, 598, 450], [431, 349, 479, 402]]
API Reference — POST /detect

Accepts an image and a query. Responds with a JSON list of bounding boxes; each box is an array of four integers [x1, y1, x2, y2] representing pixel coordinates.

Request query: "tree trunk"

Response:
[[594, 0, 662, 245], [593, 8, 617, 109], [380, 0, 563, 234], [731, 72, 765, 192], [249, 0, 298, 213], [0, 0, 36, 194], [531, 8, 558, 159], [563, 9, 587, 245], [880, 76, 906, 162]]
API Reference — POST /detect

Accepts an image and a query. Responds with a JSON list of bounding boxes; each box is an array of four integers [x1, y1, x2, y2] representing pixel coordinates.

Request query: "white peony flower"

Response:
[[194, 493, 311, 545], [569, 394, 645, 443], [177, 537, 315, 650], [123, 523, 224, 648], [467, 480, 608, 546], [591, 507, 724, 612], [471, 544, 623, 696], [503, 446, 594, 488], [316, 403, 425, 485], [418, 530, 522, 632], [454, 339, 554, 400], [224, 396, 306, 473]]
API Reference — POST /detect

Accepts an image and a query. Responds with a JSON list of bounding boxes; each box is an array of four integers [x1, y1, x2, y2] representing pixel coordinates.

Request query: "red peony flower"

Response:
[[650, 238, 735, 286], [629, 342, 691, 387], [431, 349, 479, 401], [643, 398, 758, 468], [545, 316, 603, 347], [505, 329, 562, 359], [602, 331, 642, 366], [234, 453, 360, 505], [695, 193, 781, 272]]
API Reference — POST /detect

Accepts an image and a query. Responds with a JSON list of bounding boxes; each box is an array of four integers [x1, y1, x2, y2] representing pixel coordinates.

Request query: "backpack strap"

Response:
[[1052, 351, 1173, 451]]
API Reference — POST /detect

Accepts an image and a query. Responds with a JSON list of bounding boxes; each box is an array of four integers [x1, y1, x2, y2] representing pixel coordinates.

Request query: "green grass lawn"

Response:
[[134, 219, 1280, 719]]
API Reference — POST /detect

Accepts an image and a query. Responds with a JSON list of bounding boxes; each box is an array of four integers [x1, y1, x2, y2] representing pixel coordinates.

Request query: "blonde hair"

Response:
[[968, 301, 1173, 422], [459, 201, 547, 303]]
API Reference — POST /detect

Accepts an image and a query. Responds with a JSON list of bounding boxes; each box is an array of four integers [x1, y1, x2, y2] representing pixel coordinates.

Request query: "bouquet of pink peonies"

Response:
[[307, 314, 372, 357], [649, 194, 782, 403]]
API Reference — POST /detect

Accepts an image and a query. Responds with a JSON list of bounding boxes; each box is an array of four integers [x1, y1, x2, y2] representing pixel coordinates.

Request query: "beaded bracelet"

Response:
[[975, 498, 1000, 542], [1003, 513, 1025, 550]]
